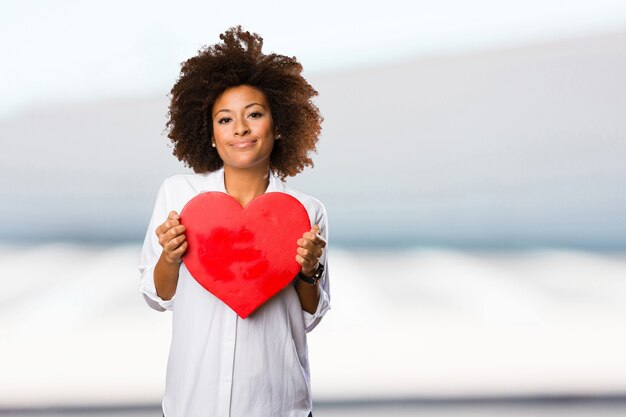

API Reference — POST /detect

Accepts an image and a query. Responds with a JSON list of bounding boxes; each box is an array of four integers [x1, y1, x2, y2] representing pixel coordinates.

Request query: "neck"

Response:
[[223, 164, 270, 207]]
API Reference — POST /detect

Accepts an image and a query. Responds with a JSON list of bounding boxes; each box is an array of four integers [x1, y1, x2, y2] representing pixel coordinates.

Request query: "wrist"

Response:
[[300, 264, 318, 278], [298, 263, 324, 286], [162, 252, 182, 266]]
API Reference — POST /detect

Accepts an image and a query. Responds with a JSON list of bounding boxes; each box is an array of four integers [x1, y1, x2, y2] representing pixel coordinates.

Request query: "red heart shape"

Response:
[[180, 192, 311, 318]]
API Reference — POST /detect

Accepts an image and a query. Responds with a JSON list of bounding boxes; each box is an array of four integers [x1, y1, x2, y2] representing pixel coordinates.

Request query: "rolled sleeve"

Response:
[[302, 278, 331, 332], [138, 264, 176, 312]]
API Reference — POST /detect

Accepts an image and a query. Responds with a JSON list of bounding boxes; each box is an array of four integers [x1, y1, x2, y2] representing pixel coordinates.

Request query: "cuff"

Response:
[[302, 287, 331, 333], [139, 266, 175, 312]]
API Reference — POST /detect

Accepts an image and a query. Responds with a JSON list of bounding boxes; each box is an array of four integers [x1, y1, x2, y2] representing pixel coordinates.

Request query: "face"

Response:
[[211, 85, 277, 171]]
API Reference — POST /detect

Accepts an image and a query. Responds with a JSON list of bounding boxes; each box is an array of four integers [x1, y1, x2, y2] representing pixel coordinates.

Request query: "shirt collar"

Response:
[[266, 168, 286, 193]]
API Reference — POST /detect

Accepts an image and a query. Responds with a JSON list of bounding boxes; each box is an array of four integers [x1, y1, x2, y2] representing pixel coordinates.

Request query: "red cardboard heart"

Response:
[[180, 192, 311, 318]]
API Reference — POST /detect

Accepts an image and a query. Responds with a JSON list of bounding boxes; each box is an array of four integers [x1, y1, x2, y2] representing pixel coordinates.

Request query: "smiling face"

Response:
[[211, 85, 276, 172]]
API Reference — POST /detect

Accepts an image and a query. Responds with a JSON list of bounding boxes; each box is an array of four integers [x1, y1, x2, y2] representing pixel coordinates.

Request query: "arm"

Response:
[[295, 225, 326, 314], [138, 182, 187, 312], [154, 211, 188, 301]]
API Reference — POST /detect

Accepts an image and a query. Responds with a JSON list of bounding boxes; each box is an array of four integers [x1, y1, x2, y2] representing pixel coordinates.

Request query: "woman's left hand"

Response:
[[296, 225, 326, 276]]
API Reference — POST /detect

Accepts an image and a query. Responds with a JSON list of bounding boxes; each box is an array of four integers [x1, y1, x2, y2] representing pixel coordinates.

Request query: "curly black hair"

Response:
[[165, 26, 323, 179]]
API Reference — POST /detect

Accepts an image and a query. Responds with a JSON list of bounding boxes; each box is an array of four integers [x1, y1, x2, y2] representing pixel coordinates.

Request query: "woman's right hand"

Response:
[[156, 211, 188, 264]]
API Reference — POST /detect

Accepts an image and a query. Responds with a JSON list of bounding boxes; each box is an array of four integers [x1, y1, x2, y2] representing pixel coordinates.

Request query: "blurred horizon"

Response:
[[2, 27, 626, 249]]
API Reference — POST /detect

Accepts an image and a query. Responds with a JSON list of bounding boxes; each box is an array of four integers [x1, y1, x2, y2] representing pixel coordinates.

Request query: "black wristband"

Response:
[[298, 263, 324, 286]]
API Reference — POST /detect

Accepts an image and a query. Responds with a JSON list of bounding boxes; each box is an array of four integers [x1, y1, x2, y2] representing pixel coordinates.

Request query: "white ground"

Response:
[[1, 245, 626, 407]]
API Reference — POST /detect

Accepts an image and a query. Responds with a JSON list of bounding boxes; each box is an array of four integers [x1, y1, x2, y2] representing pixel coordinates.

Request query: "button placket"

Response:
[[218, 311, 238, 417]]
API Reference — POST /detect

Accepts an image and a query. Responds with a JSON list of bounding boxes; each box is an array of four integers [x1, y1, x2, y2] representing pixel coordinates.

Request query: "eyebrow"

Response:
[[214, 103, 266, 117]]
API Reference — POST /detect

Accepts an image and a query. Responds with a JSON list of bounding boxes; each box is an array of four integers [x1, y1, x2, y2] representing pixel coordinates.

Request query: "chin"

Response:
[[225, 159, 270, 170]]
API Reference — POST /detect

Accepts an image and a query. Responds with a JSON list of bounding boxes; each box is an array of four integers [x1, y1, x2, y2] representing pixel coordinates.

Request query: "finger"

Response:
[[160, 225, 184, 247], [156, 218, 180, 236], [310, 224, 325, 246], [296, 254, 314, 269], [296, 256, 318, 276], [168, 225, 186, 238], [166, 219, 181, 229], [156, 222, 167, 237], [297, 247, 311, 258], [161, 212, 181, 232], [298, 243, 321, 259], [302, 231, 326, 248], [166, 234, 186, 252], [297, 237, 325, 261], [298, 246, 322, 264], [165, 240, 187, 263], [158, 228, 173, 246], [298, 247, 323, 265], [171, 241, 188, 258]]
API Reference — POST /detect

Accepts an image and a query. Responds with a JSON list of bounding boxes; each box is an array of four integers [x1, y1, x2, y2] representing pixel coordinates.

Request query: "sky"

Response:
[[2, 0, 626, 118]]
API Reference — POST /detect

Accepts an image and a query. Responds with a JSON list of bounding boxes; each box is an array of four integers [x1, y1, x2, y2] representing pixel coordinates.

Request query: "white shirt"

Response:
[[138, 168, 331, 417]]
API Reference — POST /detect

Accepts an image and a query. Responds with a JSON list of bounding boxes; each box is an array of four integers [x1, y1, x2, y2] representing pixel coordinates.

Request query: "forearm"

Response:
[[294, 224, 326, 315], [294, 278, 320, 314], [154, 251, 181, 301]]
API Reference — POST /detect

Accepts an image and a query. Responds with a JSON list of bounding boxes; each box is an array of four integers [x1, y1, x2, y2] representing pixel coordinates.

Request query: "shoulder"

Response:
[[160, 172, 213, 190], [281, 185, 328, 227], [282, 186, 325, 211], [156, 170, 222, 211], [268, 171, 327, 218]]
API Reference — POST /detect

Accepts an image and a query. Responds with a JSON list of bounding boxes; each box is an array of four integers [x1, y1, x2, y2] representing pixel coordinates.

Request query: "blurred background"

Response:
[[2, 0, 626, 416]]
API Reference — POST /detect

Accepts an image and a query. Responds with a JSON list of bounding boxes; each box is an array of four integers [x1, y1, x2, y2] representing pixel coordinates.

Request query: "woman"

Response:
[[138, 26, 330, 417]]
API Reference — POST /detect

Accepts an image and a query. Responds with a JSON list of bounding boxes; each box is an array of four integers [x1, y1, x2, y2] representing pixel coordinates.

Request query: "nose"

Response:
[[234, 118, 250, 136]]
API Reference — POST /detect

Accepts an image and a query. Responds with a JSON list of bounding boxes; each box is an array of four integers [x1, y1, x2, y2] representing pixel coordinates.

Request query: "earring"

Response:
[[211, 143, 216, 148], [275, 134, 282, 140]]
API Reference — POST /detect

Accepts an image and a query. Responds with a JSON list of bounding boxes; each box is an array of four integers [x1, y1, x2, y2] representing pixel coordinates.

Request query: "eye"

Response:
[[249, 111, 263, 119], [217, 117, 232, 124]]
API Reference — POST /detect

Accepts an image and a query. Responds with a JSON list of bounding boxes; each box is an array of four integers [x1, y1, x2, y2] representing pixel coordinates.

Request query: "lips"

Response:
[[230, 139, 257, 148]]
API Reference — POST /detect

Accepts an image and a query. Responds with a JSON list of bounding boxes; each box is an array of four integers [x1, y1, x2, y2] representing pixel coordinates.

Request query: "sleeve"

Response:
[[137, 180, 176, 312], [302, 202, 331, 333]]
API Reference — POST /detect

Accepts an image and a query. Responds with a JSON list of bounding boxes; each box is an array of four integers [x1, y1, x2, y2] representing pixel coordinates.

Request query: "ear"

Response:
[[210, 136, 216, 148], [272, 124, 281, 140]]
